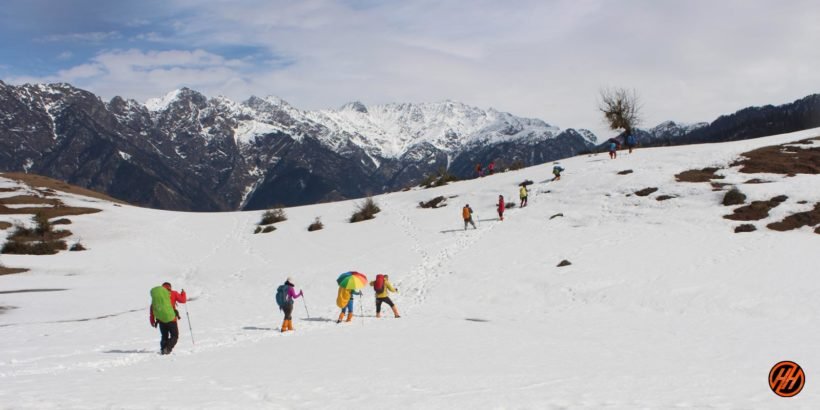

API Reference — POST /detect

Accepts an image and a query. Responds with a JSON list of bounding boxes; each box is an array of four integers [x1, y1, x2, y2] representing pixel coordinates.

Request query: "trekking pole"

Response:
[[360, 294, 364, 327], [184, 303, 195, 346], [302, 294, 311, 319]]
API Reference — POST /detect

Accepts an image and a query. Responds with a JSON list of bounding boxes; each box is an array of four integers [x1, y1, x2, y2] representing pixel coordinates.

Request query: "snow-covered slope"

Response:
[[1, 129, 819, 409]]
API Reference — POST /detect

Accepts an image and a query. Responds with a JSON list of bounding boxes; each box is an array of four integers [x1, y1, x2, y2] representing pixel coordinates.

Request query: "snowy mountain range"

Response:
[[0, 82, 594, 210]]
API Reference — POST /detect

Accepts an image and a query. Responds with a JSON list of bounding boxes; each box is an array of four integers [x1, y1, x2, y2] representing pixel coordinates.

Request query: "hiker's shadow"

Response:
[[302, 317, 334, 323], [243, 326, 275, 331], [103, 349, 153, 354]]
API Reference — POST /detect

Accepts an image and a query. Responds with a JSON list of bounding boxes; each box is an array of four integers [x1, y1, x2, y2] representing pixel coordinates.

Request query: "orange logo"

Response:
[[769, 361, 805, 397]]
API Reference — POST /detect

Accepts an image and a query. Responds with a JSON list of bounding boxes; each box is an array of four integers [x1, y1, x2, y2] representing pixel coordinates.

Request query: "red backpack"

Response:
[[374, 274, 385, 293]]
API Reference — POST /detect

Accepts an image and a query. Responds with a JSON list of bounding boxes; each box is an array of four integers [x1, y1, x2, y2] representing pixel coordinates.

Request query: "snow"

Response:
[[118, 151, 132, 161], [1, 129, 819, 408], [232, 120, 282, 145], [144, 89, 182, 112]]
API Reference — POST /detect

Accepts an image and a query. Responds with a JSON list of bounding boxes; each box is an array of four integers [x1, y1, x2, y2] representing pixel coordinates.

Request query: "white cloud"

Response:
[[37, 31, 122, 43], [57, 51, 73, 60], [13, 0, 820, 137]]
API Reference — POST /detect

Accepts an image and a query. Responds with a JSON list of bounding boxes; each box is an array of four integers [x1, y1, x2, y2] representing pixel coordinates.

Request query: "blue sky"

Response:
[[2, 0, 819, 137]]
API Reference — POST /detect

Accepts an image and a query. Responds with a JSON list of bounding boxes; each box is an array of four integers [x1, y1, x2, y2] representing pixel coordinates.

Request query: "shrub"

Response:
[[350, 197, 381, 223], [70, 241, 87, 251], [634, 187, 658, 197], [253, 226, 262, 234], [420, 167, 458, 189], [734, 224, 756, 233], [52, 218, 72, 225], [262, 225, 276, 233], [2, 240, 67, 255], [419, 196, 447, 209], [260, 207, 287, 225], [308, 217, 324, 232], [722, 187, 746, 206], [34, 212, 52, 236], [505, 202, 516, 209]]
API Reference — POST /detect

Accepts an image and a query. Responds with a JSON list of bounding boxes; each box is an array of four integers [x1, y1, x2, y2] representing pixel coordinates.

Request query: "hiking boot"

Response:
[[286, 319, 294, 331], [346, 312, 353, 322], [376, 312, 381, 318], [337, 312, 345, 323], [281, 319, 288, 332], [391, 306, 401, 318]]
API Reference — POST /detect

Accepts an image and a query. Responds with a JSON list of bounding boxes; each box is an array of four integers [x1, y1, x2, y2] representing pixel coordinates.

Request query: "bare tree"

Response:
[[598, 87, 642, 134]]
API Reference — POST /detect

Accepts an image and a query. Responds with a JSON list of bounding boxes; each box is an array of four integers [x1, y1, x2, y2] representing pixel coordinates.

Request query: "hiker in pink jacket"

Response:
[[497, 195, 505, 221]]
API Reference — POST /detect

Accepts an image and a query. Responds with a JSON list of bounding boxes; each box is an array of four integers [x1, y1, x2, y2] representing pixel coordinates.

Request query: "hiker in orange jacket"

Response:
[[149, 282, 187, 355], [462, 204, 476, 230]]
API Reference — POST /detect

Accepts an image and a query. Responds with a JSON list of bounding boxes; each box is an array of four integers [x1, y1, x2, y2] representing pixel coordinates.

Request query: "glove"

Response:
[[299, 290, 304, 297], [151, 321, 157, 328], [175, 309, 180, 319]]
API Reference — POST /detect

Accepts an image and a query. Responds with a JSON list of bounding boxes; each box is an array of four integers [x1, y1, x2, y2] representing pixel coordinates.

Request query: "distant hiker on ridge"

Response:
[[552, 163, 564, 181], [337, 286, 362, 323], [626, 134, 637, 154], [462, 204, 477, 230], [608, 140, 618, 159], [488, 161, 496, 175], [519, 184, 528, 208], [149, 282, 187, 355], [370, 274, 400, 318], [475, 163, 483, 178], [497, 195, 505, 221], [276, 277, 303, 332]]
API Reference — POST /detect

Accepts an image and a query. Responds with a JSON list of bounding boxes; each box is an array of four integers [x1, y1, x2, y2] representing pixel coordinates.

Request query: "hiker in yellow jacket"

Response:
[[370, 274, 400, 318], [519, 185, 528, 207]]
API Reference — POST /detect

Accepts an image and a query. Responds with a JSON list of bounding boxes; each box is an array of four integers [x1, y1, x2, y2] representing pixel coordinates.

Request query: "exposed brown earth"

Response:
[[635, 187, 659, 197], [675, 167, 725, 183], [0, 221, 11, 230], [732, 137, 820, 175], [767, 202, 820, 232], [724, 195, 788, 221]]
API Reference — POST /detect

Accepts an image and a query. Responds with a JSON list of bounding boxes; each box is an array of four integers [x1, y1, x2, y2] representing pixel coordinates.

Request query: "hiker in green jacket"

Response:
[[149, 282, 187, 355]]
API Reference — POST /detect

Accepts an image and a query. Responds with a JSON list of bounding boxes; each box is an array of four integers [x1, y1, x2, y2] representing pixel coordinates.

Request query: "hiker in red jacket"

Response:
[[488, 161, 495, 175], [497, 195, 505, 221], [149, 282, 187, 355]]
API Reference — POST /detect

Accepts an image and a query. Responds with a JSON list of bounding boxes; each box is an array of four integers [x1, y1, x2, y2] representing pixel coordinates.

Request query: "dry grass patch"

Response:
[[0, 195, 61, 206], [767, 202, 820, 232], [0, 266, 29, 275], [0, 204, 101, 218], [724, 195, 788, 221], [735, 224, 757, 233], [676, 167, 725, 183], [259, 207, 287, 225], [732, 137, 820, 175], [419, 196, 447, 209], [0, 221, 11, 230], [0, 173, 126, 204]]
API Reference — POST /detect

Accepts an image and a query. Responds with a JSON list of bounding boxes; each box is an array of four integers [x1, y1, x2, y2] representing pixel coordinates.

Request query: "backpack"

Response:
[[374, 274, 385, 294], [150, 286, 176, 323], [275, 284, 291, 309]]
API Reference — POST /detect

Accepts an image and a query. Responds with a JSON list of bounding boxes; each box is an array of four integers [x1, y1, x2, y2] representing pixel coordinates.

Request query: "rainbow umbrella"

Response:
[[337, 271, 368, 290]]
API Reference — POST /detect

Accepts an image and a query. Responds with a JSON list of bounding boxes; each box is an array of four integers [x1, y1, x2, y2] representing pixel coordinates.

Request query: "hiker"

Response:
[[462, 204, 477, 230], [475, 163, 483, 178], [626, 134, 637, 154], [552, 164, 565, 181], [336, 287, 362, 323], [519, 185, 528, 207], [276, 277, 303, 332], [149, 282, 187, 355], [488, 161, 495, 175], [497, 195, 505, 221], [609, 141, 618, 159], [370, 274, 400, 318]]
